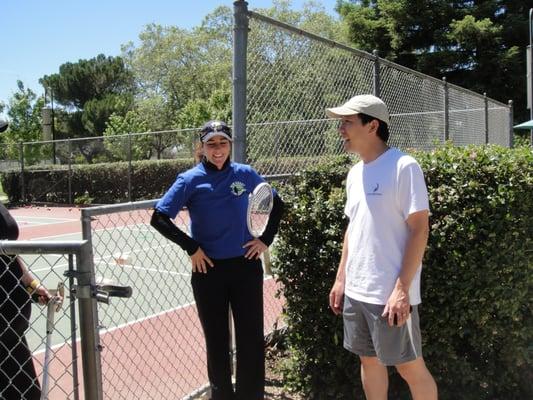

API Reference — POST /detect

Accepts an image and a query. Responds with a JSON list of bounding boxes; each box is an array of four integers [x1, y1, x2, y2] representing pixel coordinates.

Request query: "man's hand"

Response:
[[329, 280, 345, 315], [382, 283, 410, 327], [190, 248, 214, 273]]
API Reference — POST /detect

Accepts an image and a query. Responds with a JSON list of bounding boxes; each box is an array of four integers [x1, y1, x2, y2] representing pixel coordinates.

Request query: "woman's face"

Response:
[[202, 135, 231, 169]]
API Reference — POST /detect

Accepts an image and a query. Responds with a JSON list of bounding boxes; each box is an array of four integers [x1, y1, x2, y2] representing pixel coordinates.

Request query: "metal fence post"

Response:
[[484, 93, 489, 144], [128, 132, 132, 202], [443, 77, 449, 142], [19, 141, 25, 203], [68, 138, 73, 204], [76, 240, 103, 400], [233, 0, 249, 164], [68, 254, 80, 400], [373, 49, 381, 98], [508, 100, 514, 148]]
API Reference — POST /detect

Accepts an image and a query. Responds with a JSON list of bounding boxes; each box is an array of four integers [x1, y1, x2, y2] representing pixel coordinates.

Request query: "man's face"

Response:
[[338, 114, 375, 154]]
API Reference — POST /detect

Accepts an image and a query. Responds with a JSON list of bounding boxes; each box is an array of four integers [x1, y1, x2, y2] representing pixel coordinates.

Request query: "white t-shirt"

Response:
[[344, 148, 429, 305]]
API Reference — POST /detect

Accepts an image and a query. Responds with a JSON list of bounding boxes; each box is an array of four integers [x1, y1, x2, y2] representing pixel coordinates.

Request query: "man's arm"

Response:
[[383, 209, 429, 326], [329, 229, 349, 315]]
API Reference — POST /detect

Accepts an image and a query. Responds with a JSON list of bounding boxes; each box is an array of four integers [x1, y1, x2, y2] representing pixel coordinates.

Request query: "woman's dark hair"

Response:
[[358, 113, 390, 143]]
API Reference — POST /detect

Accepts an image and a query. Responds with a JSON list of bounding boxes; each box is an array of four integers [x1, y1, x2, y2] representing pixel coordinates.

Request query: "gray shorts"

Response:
[[343, 296, 422, 366]]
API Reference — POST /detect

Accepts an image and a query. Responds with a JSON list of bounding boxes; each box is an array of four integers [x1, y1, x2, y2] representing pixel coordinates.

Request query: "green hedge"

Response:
[[0, 156, 326, 205], [274, 144, 532, 399], [0, 158, 195, 204]]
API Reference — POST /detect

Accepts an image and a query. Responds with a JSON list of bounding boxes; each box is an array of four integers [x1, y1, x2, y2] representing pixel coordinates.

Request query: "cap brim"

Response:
[[325, 106, 359, 119], [201, 131, 233, 143]]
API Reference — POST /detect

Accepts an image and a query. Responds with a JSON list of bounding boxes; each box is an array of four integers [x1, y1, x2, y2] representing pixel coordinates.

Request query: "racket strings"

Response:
[[250, 186, 273, 214]]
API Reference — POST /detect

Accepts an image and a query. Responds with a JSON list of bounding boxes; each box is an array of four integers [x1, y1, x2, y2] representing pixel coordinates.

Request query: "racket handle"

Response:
[[263, 249, 272, 275]]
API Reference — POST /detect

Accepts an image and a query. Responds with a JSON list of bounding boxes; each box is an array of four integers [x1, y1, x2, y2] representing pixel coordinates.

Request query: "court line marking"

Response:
[[31, 275, 276, 355], [15, 215, 78, 222], [18, 220, 78, 227], [94, 261, 191, 277], [30, 245, 189, 274], [32, 300, 198, 356], [25, 224, 188, 241]]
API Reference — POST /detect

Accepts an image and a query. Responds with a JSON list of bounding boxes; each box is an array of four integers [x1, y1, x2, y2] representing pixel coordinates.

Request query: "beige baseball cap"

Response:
[[325, 94, 390, 125]]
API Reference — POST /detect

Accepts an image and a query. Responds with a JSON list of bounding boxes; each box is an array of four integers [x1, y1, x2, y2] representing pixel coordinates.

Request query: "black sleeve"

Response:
[[150, 209, 200, 256], [0, 202, 19, 240], [258, 193, 284, 246]]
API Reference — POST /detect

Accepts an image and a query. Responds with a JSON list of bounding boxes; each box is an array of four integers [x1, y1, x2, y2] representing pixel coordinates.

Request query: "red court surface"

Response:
[[8, 205, 82, 240]]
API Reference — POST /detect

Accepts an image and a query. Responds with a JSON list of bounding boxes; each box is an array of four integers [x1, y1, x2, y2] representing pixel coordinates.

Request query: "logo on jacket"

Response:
[[230, 181, 246, 196]]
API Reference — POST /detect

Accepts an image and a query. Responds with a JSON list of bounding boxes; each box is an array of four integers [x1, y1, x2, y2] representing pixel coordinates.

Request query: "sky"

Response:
[[1, 0, 339, 117]]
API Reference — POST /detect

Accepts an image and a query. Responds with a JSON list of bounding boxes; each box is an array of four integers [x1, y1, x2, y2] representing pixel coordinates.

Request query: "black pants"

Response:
[[191, 256, 264, 400]]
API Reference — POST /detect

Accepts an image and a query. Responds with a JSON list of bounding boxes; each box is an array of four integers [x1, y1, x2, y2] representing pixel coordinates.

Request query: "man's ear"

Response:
[[368, 119, 379, 135]]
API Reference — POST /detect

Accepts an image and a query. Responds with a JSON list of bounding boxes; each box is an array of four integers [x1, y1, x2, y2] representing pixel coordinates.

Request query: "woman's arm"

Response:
[[258, 193, 284, 246], [150, 209, 200, 255]]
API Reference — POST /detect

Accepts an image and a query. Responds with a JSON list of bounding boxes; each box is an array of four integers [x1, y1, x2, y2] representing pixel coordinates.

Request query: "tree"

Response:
[[121, 12, 233, 131], [2, 81, 46, 164], [244, 1, 349, 162], [103, 108, 151, 161], [336, 0, 533, 122], [39, 54, 135, 162]]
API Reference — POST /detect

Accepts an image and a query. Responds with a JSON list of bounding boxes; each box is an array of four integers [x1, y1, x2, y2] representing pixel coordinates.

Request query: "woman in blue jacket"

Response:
[[151, 120, 283, 400]]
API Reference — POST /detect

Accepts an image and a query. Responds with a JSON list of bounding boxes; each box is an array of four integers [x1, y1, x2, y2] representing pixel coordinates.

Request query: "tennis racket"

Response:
[[247, 182, 273, 238], [41, 282, 65, 400], [247, 182, 274, 274]]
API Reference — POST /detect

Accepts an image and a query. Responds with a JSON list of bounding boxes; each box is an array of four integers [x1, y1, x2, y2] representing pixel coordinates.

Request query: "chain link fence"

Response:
[[1, 201, 284, 399], [235, 7, 513, 177], [0, 240, 99, 400], [0, 130, 197, 205], [1, 8, 513, 203], [81, 200, 284, 399]]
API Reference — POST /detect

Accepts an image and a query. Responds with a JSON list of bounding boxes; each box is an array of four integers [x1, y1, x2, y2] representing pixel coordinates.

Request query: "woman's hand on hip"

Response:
[[243, 238, 267, 259], [190, 248, 214, 273]]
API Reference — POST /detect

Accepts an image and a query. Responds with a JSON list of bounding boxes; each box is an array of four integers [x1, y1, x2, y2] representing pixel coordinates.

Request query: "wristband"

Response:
[[26, 279, 41, 294]]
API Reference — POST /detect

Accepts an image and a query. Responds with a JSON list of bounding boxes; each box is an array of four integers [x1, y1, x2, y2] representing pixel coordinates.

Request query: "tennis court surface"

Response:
[[7, 204, 284, 399]]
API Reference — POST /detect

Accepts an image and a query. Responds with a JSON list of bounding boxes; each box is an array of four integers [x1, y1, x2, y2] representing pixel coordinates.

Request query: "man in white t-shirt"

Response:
[[327, 94, 437, 400]]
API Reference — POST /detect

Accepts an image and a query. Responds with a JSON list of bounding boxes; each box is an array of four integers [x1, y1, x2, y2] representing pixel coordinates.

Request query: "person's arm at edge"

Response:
[[18, 257, 51, 304], [383, 209, 429, 326], [329, 229, 349, 315]]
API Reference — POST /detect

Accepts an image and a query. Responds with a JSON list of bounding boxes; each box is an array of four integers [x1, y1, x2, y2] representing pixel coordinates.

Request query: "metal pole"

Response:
[[373, 49, 381, 98], [232, 0, 249, 164], [68, 139, 72, 204], [508, 100, 514, 148], [530, 9, 533, 146], [76, 241, 103, 400], [484, 93, 489, 144], [51, 89, 56, 165], [443, 77, 449, 142], [230, 0, 249, 381], [68, 254, 80, 400], [128, 133, 132, 202], [19, 142, 25, 203]]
